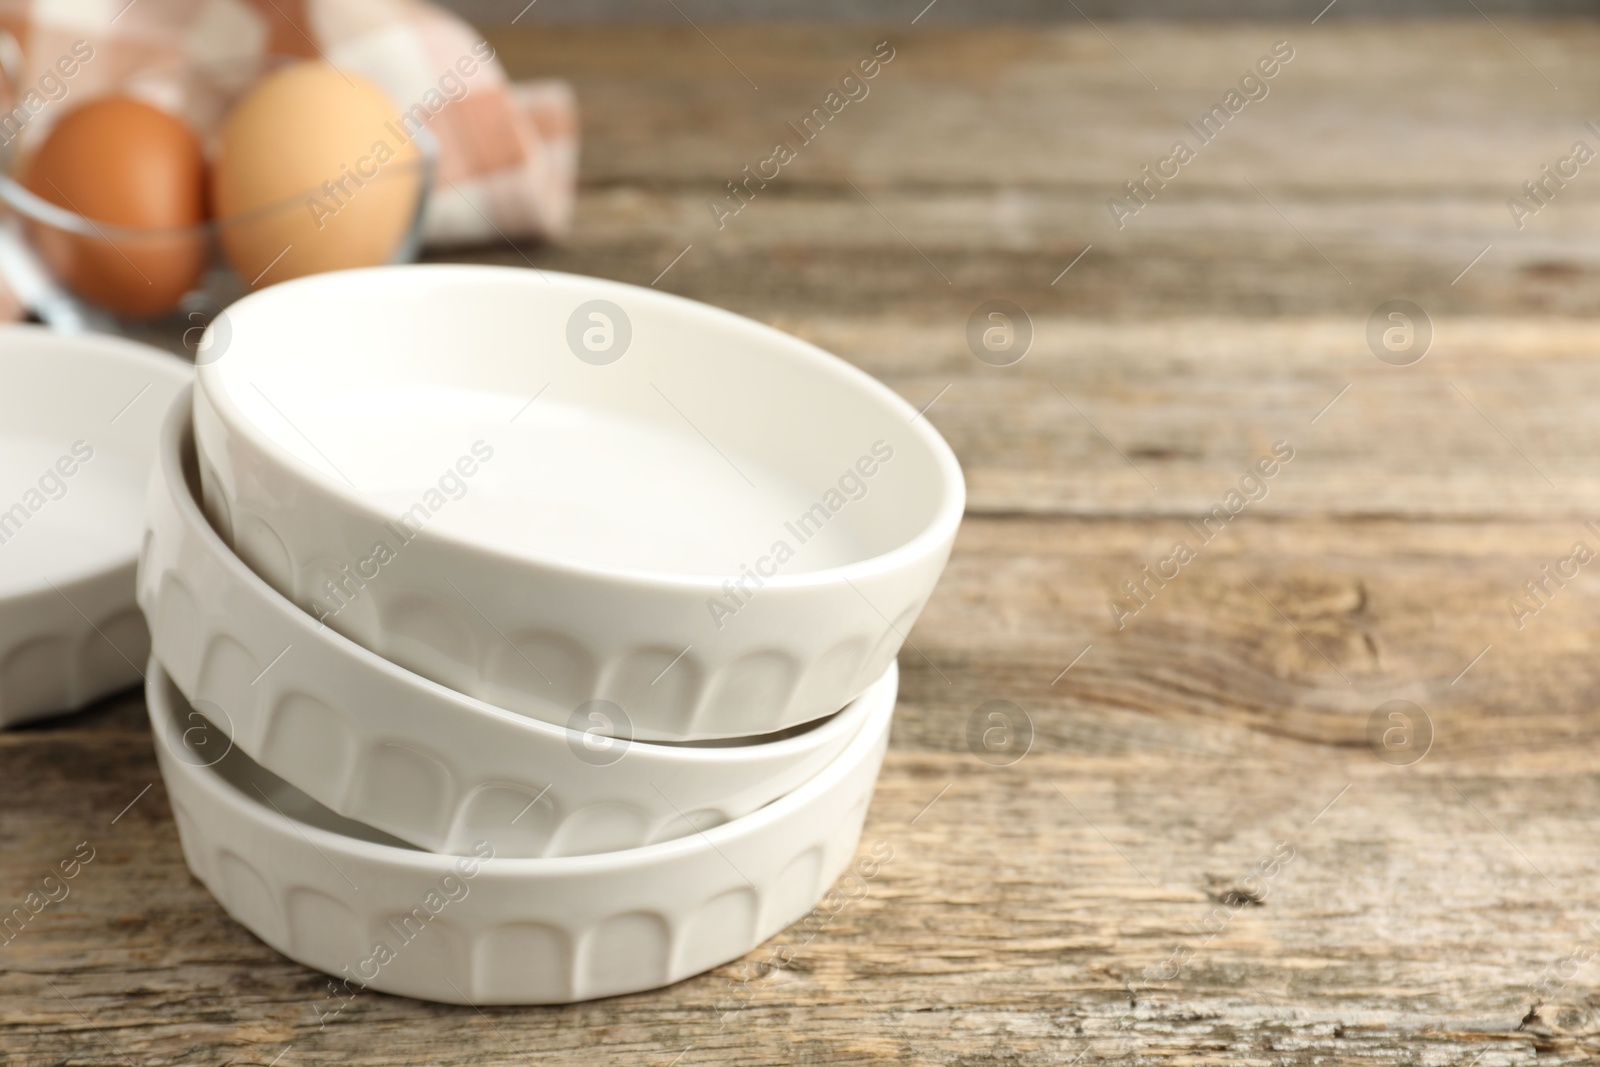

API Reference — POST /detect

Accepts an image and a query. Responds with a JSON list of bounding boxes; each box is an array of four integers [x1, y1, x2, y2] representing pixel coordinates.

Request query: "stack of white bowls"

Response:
[[137, 265, 964, 1005]]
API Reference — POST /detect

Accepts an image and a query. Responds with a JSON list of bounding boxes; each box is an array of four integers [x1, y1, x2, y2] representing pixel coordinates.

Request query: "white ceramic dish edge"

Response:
[[193, 265, 963, 741], [147, 655, 894, 1005], [141, 385, 882, 858], [0, 325, 190, 728]]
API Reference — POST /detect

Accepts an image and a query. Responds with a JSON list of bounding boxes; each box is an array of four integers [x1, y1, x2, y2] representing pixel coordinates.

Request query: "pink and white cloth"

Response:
[[0, 0, 576, 316]]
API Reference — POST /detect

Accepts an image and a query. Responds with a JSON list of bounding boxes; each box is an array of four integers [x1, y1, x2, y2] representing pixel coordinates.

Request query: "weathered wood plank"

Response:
[[902, 516, 1600, 760], [5, 514, 1600, 1064], [447, 23, 1600, 333], [455, 25, 1600, 519], [449, 0, 1600, 25], [491, 24, 1600, 188], [797, 315, 1600, 519], [7, 718, 1600, 1065]]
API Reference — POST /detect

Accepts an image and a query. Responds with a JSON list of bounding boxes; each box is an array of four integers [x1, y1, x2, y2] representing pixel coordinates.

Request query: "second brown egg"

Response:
[[212, 61, 424, 288]]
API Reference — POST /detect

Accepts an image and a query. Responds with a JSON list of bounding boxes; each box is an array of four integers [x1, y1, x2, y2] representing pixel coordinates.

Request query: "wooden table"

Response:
[[7, 19, 1600, 1065]]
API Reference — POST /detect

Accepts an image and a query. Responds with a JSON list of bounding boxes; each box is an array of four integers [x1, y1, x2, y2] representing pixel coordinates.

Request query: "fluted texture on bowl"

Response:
[[0, 562, 147, 728], [147, 659, 892, 1005], [192, 265, 962, 741], [141, 389, 882, 857]]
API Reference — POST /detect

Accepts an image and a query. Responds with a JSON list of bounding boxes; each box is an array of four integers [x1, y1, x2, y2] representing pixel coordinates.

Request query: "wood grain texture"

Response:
[[441, 0, 1600, 26], [6, 21, 1600, 1067]]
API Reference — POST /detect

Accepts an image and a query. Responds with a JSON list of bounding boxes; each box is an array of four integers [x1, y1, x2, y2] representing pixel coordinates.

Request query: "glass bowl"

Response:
[[0, 39, 437, 352]]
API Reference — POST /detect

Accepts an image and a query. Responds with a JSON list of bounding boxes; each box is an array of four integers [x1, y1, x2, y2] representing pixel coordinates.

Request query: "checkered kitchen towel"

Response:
[[0, 0, 577, 247]]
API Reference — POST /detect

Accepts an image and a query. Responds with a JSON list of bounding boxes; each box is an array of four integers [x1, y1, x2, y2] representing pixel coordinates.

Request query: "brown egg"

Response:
[[212, 62, 423, 287], [22, 95, 208, 317]]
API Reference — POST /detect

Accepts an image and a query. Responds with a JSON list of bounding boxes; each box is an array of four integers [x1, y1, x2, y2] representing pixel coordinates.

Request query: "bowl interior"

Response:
[[200, 266, 959, 582], [166, 387, 872, 754], [0, 327, 188, 595]]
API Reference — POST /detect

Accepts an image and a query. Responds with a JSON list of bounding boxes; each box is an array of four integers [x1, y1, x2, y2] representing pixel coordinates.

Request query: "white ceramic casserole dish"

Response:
[[142, 386, 883, 857], [147, 655, 894, 1005], [193, 265, 961, 740], [0, 325, 189, 727]]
